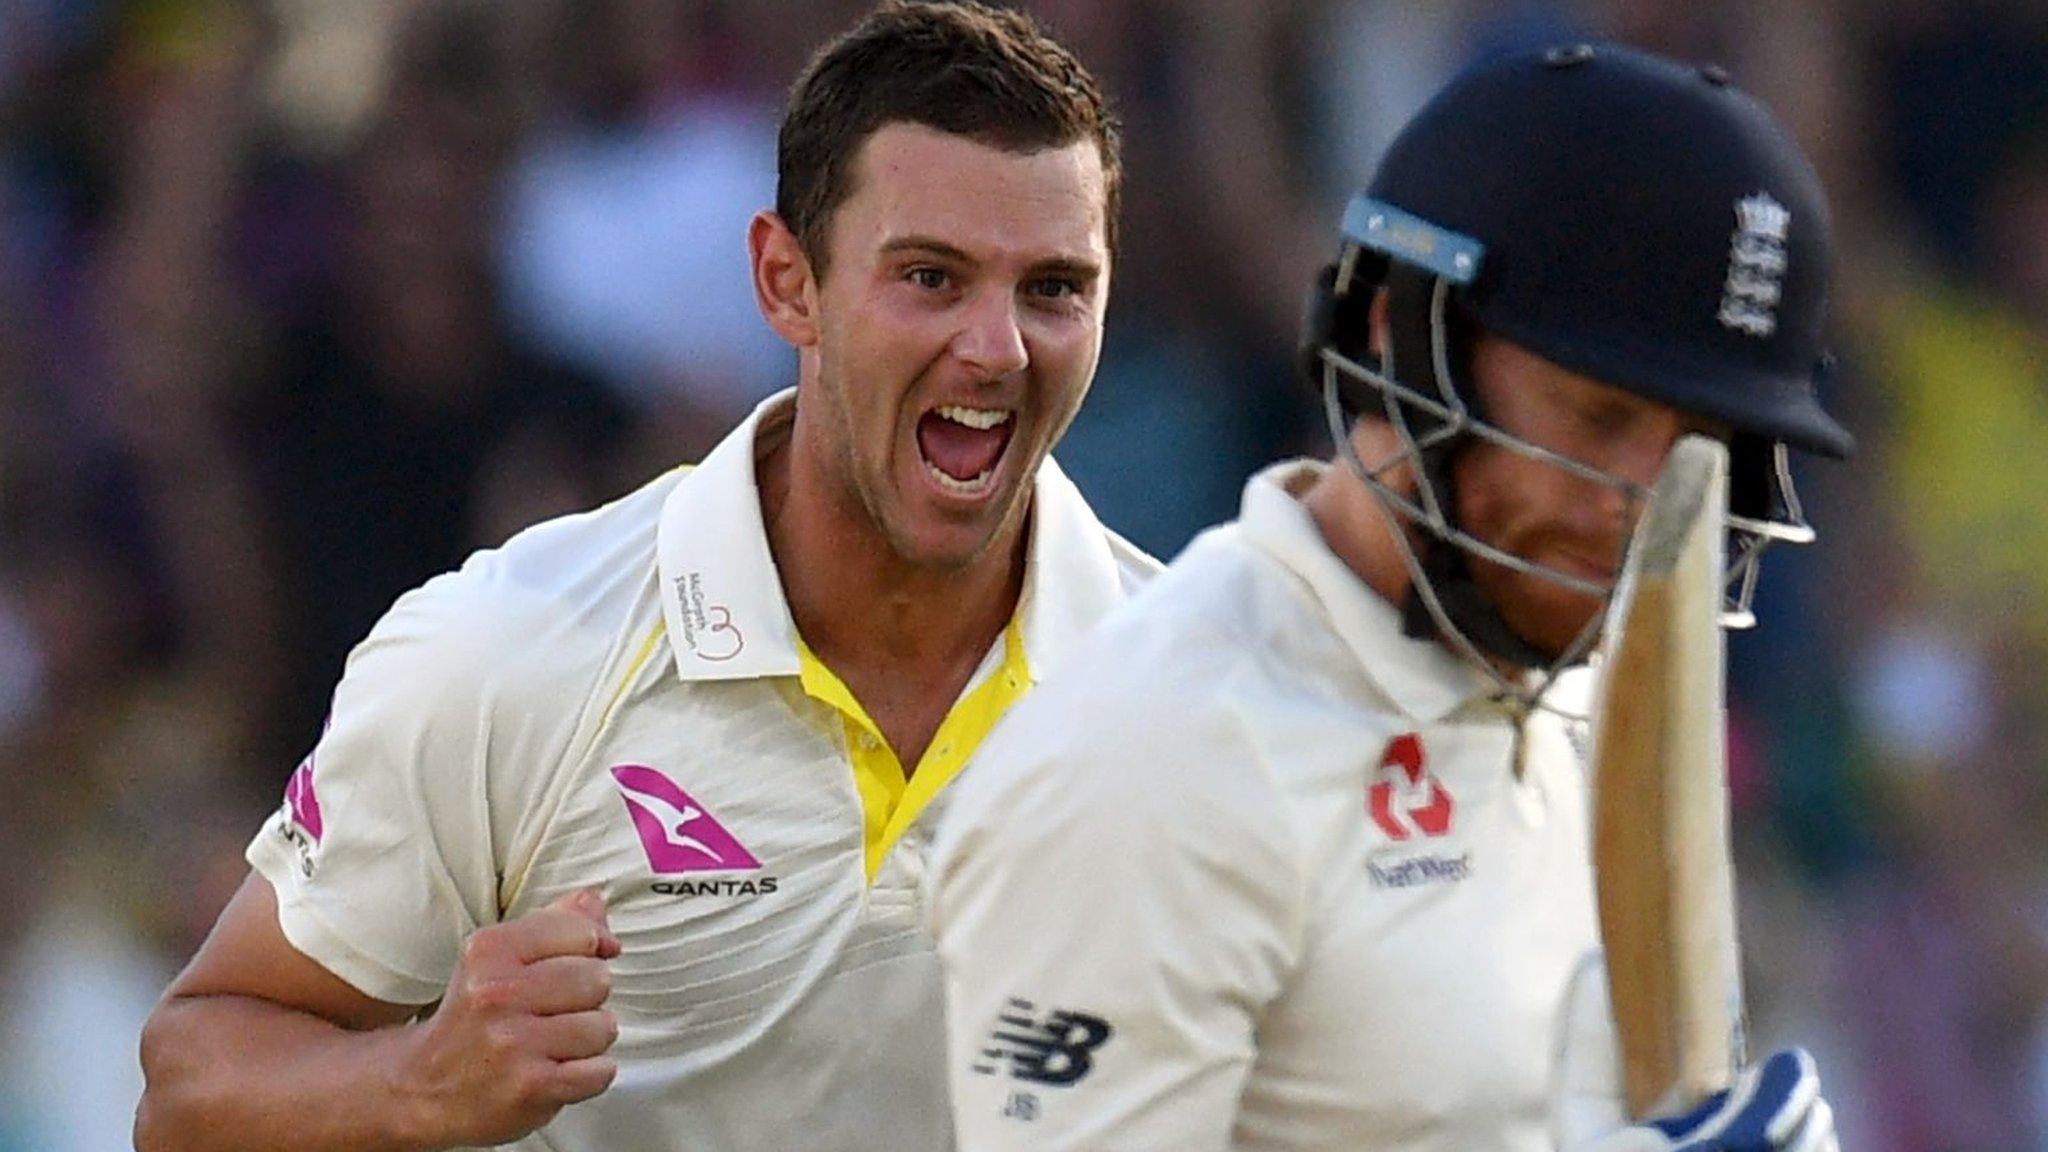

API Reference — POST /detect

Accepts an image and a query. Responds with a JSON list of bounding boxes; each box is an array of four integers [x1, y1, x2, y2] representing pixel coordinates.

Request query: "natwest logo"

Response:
[[1367, 733, 1453, 840]]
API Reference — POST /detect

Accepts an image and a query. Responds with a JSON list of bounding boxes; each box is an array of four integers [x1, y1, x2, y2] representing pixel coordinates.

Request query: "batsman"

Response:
[[930, 43, 1849, 1151]]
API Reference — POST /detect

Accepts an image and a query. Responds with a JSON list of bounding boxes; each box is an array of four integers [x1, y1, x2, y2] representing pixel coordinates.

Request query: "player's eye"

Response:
[[1027, 277, 1082, 301], [907, 267, 951, 291], [1578, 400, 1634, 436]]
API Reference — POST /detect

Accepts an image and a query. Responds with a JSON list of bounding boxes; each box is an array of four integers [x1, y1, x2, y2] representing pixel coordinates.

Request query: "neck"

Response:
[[1303, 442, 1417, 612], [757, 412, 1028, 678], [1302, 439, 1539, 685]]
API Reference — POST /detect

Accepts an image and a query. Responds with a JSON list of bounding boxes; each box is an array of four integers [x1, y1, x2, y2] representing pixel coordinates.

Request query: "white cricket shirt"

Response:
[[246, 390, 1156, 1152], [931, 460, 1605, 1151]]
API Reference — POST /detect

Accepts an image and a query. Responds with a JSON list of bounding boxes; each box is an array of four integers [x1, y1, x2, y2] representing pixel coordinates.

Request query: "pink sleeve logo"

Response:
[[610, 765, 761, 873], [285, 754, 324, 844]]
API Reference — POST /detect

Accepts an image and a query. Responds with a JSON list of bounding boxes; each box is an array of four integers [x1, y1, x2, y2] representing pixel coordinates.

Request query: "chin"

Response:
[[1505, 595, 1604, 663], [902, 480, 1034, 568], [1473, 564, 1606, 665], [880, 511, 1006, 572]]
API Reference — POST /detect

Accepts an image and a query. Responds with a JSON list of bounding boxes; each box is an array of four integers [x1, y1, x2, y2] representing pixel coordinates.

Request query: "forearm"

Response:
[[136, 993, 437, 1152]]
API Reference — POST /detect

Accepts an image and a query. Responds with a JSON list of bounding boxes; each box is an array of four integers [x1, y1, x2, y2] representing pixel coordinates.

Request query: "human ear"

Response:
[[749, 211, 820, 348]]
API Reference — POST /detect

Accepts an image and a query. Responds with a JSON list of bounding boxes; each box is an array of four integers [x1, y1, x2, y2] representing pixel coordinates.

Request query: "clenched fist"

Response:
[[396, 889, 623, 1148]]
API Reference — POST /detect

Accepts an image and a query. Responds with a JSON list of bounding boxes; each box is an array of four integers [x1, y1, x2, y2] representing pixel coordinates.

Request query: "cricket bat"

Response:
[[1588, 434, 1745, 1121]]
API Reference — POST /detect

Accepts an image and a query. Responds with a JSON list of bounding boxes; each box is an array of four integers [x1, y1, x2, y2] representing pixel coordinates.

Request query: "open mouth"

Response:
[[916, 405, 1016, 497]]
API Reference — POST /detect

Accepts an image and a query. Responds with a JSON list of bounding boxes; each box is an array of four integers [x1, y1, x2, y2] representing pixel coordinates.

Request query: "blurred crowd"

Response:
[[0, 1, 2044, 1148]]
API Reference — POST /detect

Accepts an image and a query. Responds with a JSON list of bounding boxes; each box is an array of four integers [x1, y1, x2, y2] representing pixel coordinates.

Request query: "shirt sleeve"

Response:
[[929, 662, 1308, 1151], [245, 562, 554, 1005]]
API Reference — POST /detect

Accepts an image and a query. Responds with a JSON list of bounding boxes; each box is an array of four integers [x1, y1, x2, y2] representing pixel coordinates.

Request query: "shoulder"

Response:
[[459, 466, 683, 627], [1102, 526, 1164, 595], [1028, 455, 1164, 606], [335, 469, 682, 733], [945, 525, 1324, 864], [1098, 519, 1350, 685], [1048, 520, 1353, 726], [947, 513, 1401, 854]]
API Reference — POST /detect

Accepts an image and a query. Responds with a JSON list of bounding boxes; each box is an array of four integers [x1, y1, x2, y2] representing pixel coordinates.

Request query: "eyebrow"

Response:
[[878, 235, 1104, 282]]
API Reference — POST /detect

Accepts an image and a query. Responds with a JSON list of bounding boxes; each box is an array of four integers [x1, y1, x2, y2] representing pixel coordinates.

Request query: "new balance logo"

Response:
[[972, 998, 1114, 1087], [610, 765, 761, 874]]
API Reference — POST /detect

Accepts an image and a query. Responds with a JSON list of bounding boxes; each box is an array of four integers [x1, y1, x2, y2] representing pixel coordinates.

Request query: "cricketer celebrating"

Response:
[[136, 5, 1152, 1151], [930, 44, 1849, 1152]]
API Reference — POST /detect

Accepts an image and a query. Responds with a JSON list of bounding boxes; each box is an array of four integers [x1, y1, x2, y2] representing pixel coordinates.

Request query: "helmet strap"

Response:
[[1399, 538, 1557, 670]]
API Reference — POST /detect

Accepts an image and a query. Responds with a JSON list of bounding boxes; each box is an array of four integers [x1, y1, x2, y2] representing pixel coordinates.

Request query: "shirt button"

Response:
[[858, 732, 880, 752]]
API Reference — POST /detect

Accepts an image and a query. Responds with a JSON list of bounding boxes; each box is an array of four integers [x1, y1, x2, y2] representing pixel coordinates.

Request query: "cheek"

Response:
[[823, 316, 909, 408], [832, 285, 934, 362], [1038, 339, 1100, 447], [1451, 447, 1573, 546], [1448, 448, 1515, 539], [1030, 318, 1101, 386]]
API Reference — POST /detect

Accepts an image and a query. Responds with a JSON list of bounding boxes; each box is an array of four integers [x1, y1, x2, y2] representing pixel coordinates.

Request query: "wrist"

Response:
[[373, 1021, 451, 1152]]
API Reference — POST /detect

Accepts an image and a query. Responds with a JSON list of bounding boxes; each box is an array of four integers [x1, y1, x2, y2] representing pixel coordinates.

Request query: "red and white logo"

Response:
[[610, 765, 761, 873], [1367, 733, 1453, 840]]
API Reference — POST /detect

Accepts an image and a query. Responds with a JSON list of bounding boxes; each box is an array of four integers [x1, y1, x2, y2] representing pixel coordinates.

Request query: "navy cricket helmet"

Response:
[[1299, 42, 1852, 686], [1366, 41, 1847, 456]]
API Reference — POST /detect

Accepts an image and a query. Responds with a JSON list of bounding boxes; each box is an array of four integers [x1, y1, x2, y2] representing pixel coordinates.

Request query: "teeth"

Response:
[[936, 406, 1012, 431], [925, 460, 996, 494]]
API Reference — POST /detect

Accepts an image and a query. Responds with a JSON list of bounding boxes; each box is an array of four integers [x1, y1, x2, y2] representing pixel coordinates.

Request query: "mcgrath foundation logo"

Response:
[[673, 572, 744, 662], [610, 765, 761, 875], [1367, 733, 1454, 840]]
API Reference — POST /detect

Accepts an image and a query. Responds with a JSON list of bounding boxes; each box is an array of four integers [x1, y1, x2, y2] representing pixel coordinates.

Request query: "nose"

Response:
[[1613, 409, 1696, 490], [1596, 416, 1694, 531], [949, 288, 1029, 380]]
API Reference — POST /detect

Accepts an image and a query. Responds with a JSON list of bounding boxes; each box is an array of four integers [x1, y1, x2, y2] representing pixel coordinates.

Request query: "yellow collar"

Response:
[[798, 618, 1031, 881]]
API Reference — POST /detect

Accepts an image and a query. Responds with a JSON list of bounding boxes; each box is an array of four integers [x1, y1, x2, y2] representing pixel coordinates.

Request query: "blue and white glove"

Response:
[[1554, 953, 1840, 1152], [1580, 1048, 1837, 1152]]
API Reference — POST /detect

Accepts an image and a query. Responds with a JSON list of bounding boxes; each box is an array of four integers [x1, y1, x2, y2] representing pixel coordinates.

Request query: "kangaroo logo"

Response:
[[610, 765, 761, 873]]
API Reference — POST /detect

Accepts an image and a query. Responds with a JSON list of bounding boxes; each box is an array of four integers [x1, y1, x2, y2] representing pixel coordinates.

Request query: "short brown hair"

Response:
[[777, 1, 1122, 277]]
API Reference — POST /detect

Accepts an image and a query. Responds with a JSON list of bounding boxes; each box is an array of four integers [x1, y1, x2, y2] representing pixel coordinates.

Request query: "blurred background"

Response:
[[0, 0, 2041, 1147]]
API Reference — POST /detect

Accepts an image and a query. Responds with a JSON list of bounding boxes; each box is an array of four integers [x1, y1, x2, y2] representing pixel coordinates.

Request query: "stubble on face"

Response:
[[1448, 336, 1692, 661]]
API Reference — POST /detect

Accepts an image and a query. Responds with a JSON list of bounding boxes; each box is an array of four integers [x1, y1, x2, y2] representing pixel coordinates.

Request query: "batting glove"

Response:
[[1578, 1048, 1838, 1152]]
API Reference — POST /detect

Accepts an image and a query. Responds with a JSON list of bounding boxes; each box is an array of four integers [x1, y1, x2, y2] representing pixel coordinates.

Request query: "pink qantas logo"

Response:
[[610, 765, 761, 874], [285, 755, 323, 843]]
